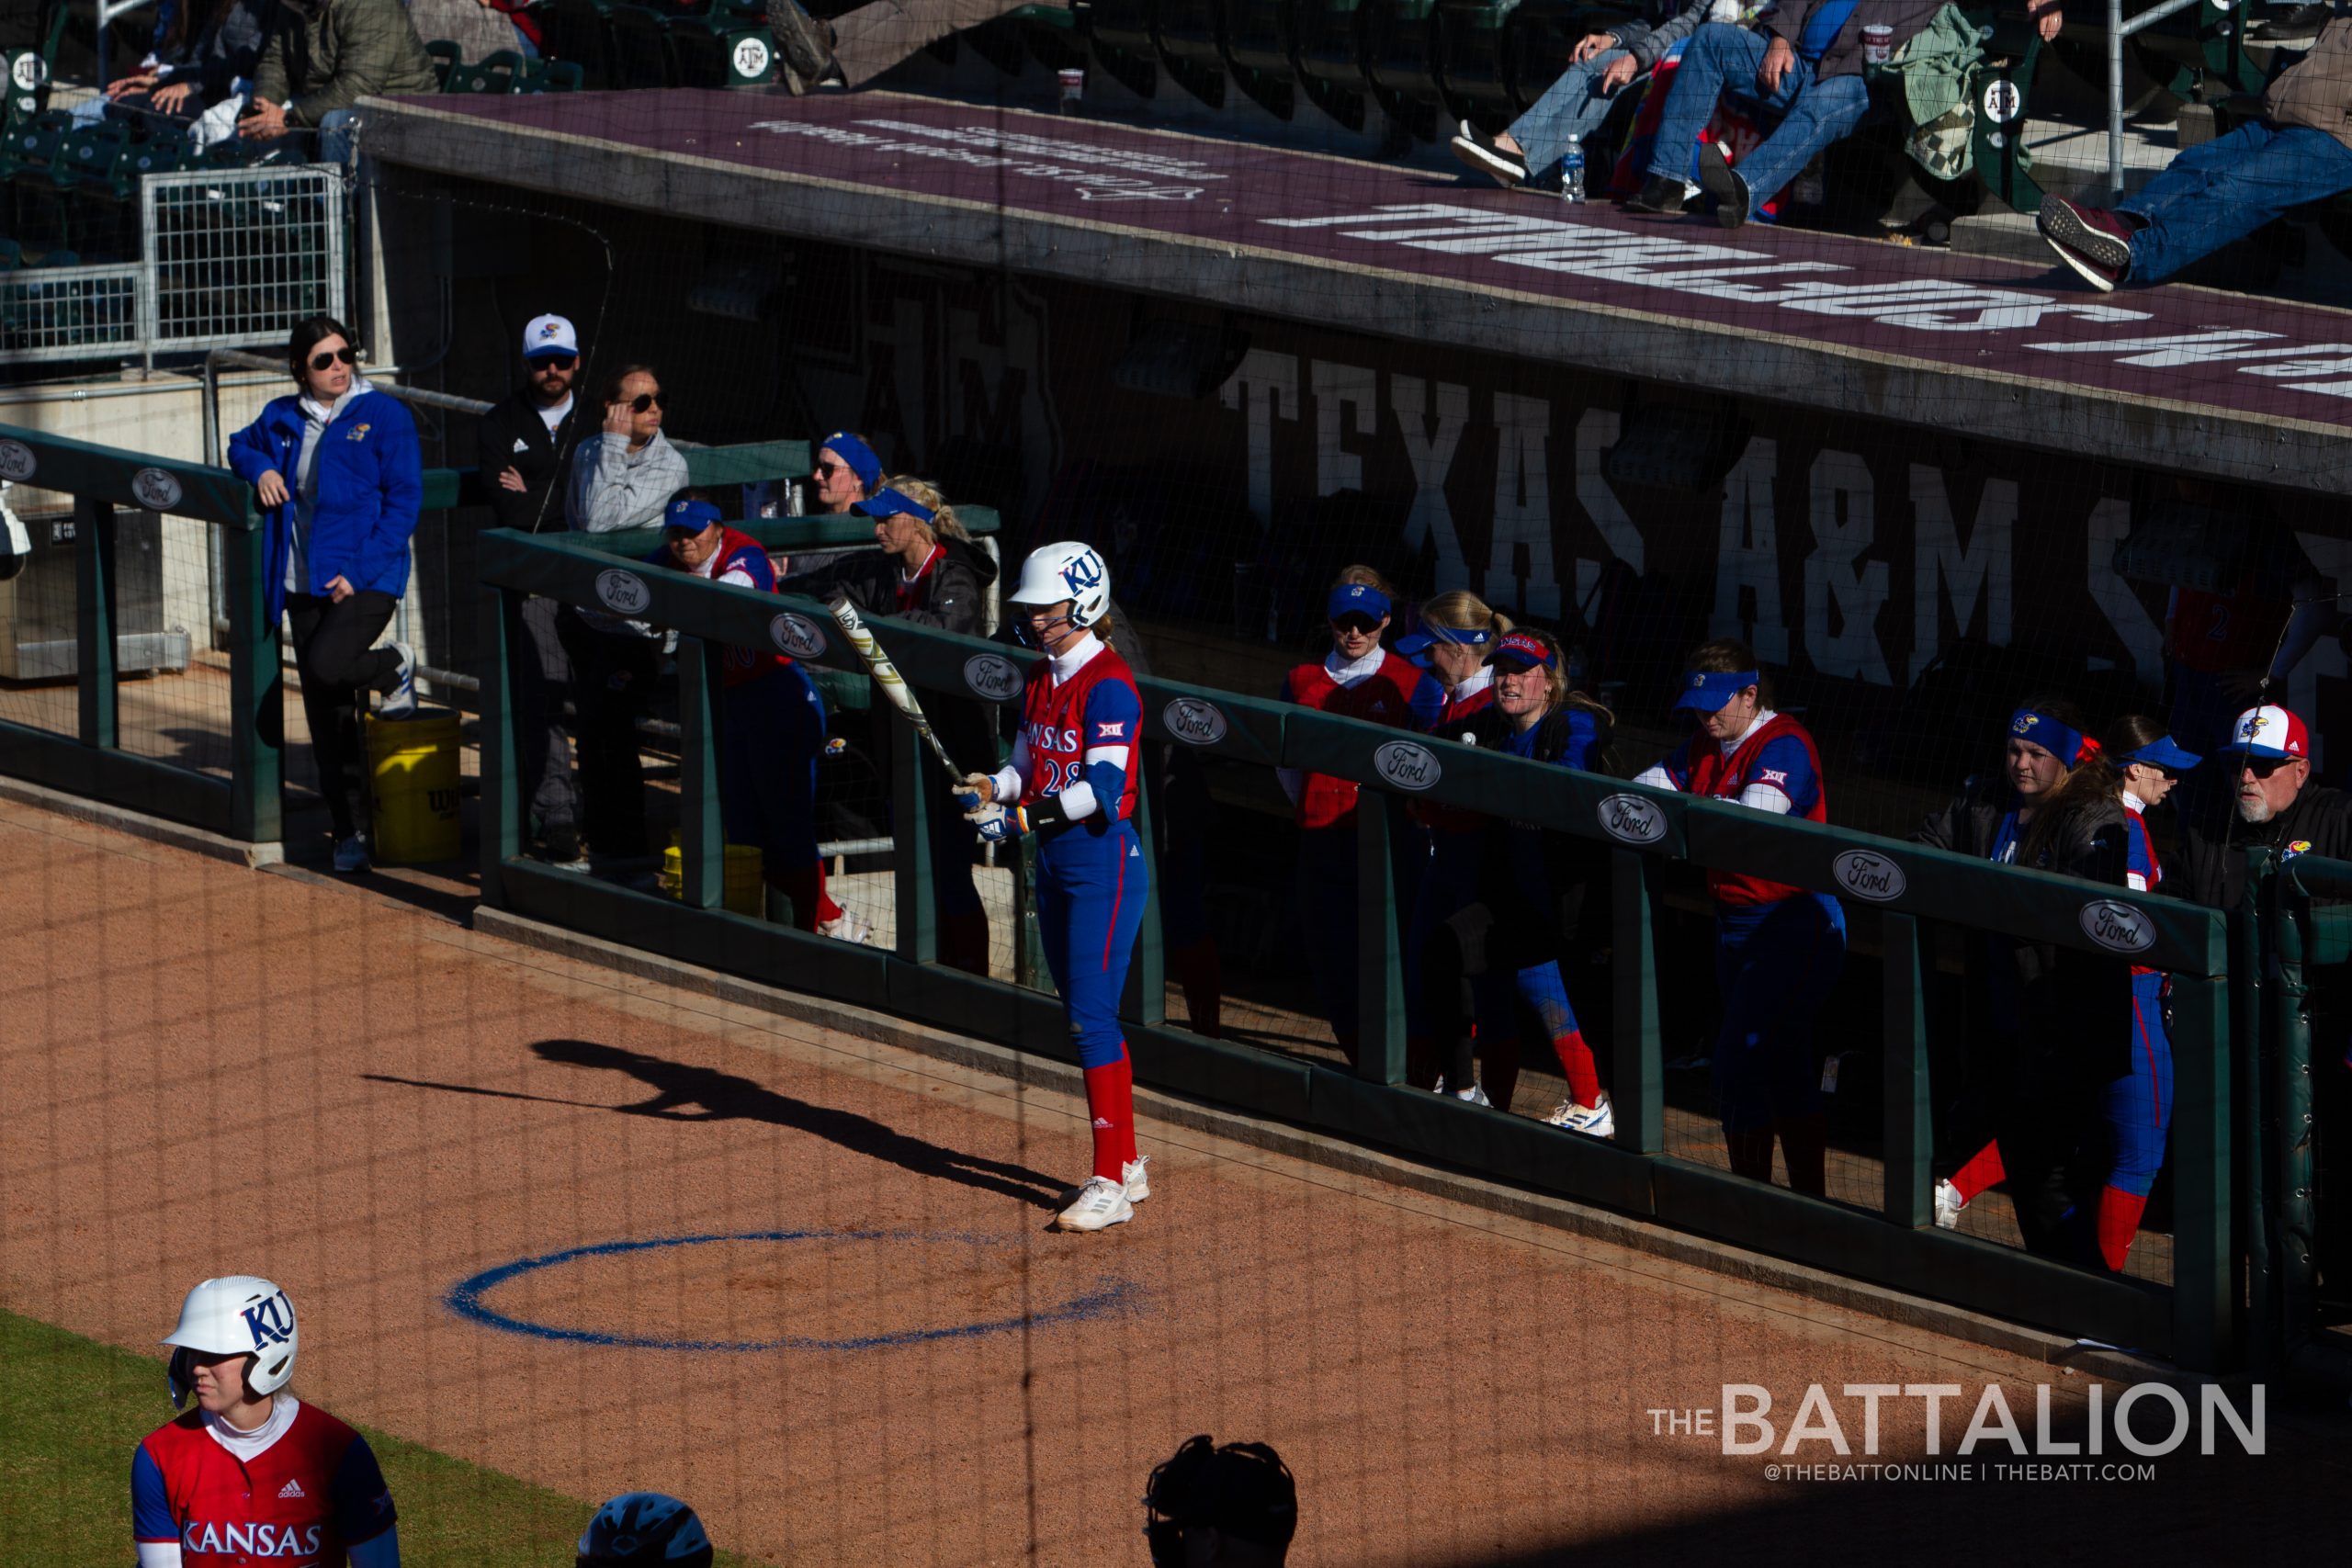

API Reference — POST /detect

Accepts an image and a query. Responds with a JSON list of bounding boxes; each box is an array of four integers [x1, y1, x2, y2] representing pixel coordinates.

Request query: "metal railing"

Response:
[[141, 165, 348, 355], [2107, 0, 2209, 197], [0, 262, 141, 365]]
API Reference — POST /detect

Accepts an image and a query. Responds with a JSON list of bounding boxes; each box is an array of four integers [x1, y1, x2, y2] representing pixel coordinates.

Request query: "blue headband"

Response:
[[2008, 708, 2090, 766], [663, 498, 722, 533], [1328, 583, 1391, 622], [851, 486, 937, 525], [1672, 669, 1761, 714], [820, 432, 882, 491]]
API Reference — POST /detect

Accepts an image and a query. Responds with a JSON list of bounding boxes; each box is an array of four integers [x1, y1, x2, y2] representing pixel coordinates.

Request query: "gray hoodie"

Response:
[[566, 429, 688, 534]]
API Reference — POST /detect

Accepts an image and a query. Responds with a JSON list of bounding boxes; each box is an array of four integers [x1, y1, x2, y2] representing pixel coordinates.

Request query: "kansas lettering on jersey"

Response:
[[647, 526, 787, 686], [1021, 644, 1143, 823], [1659, 713, 1828, 908], [1283, 650, 1445, 829], [135, 1400, 394, 1567]]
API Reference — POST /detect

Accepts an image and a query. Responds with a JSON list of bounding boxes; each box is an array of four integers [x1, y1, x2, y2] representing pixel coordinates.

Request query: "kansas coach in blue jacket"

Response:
[[229, 315, 423, 873]]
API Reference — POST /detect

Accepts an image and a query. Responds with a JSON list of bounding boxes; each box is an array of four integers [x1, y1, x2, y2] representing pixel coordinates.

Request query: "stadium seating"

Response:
[[427, 39, 465, 88], [535, 0, 623, 88], [1219, 0, 1301, 120], [1293, 0, 1374, 132], [1361, 0, 1442, 141], [1155, 0, 1233, 110]]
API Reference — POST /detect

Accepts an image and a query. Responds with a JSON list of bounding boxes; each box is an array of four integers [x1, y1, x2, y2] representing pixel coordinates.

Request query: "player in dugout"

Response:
[[1277, 568, 1444, 1066], [133, 1277, 400, 1567], [1633, 639, 1844, 1194]]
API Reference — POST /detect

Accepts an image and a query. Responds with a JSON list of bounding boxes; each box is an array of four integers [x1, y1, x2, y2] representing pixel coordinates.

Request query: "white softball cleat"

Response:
[[1544, 1093, 1615, 1140], [817, 908, 872, 944], [1932, 1179, 1966, 1231], [1121, 1156, 1150, 1203], [1056, 1176, 1134, 1232], [1454, 1083, 1491, 1107]]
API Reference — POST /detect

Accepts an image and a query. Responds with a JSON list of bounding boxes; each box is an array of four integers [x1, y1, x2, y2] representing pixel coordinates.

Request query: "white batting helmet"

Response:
[[162, 1276, 298, 1407], [1008, 541, 1111, 632]]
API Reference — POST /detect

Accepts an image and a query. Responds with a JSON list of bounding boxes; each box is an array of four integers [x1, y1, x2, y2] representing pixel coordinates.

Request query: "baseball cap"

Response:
[[2230, 704, 2310, 761], [1327, 582, 1390, 623], [523, 314, 579, 361], [1673, 667, 1760, 714], [663, 497, 722, 533], [2117, 734, 2201, 774], [850, 486, 936, 525], [1490, 629, 1557, 673], [819, 432, 882, 491]]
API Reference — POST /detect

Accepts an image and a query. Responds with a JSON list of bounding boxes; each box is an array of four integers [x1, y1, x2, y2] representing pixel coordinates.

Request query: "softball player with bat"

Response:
[[955, 542, 1152, 1232], [133, 1277, 400, 1567]]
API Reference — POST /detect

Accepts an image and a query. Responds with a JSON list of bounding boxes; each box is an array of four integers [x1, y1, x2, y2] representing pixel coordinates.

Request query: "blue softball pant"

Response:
[[1035, 818, 1150, 1068], [2100, 973, 2176, 1198], [1713, 893, 1848, 1134], [720, 664, 824, 874]]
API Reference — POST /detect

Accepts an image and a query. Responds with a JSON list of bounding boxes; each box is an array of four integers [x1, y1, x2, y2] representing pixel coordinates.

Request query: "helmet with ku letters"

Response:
[[1008, 541, 1111, 632], [161, 1276, 298, 1407], [578, 1493, 714, 1568]]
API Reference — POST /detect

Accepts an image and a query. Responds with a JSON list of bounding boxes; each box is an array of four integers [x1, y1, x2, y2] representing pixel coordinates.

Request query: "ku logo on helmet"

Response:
[[1061, 553, 1104, 593], [243, 1292, 294, 1348]]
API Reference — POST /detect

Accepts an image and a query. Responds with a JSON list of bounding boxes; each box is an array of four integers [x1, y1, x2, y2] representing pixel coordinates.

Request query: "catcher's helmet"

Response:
[[161, 1276, 298, 1408], [578, 1493, 713, 1568], [1007, 541, 1111, 635]]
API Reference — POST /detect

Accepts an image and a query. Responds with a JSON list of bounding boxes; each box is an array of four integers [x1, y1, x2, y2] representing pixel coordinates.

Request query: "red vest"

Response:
[[1684, 712, 1828, 908], [1287, 650, 1428, 830]]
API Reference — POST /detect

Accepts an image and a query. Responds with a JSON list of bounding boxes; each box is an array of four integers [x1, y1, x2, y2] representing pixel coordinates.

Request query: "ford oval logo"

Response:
[[131, 467, 184, 512], [1373, 739, 1441, 791], [769, 612, 829, 660], [1831, 849, 1906, 902], [1163, 696, 1228, 747], [594, 569, 650, 615], [1598, 793, 1667, 845], [963, 652, 1024, 702], [2079, 899, 2155, 954]]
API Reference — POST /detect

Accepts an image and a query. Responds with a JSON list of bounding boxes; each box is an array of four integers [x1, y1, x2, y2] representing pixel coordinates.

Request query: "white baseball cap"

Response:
[[522, 314, 579, 361]]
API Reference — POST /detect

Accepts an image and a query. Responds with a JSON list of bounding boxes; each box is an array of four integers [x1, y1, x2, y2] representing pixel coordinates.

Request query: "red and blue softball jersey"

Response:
[[1646, 712, 1828, 907], [650, 525, 790, 687], [133, 1398, 396, 1567], [1280, 649, 1444, 829], [1016, 640, 1143, 825]]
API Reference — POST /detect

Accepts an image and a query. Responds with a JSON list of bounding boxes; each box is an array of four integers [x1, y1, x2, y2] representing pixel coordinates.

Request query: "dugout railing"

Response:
[[2257, 852, 2348, 1378], [476, 525, 2236, 1371]]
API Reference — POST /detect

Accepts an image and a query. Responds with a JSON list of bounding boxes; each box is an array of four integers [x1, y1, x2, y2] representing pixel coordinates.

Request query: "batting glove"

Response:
[[954, 772, 998, 814], [966, 801, 1030, 843]]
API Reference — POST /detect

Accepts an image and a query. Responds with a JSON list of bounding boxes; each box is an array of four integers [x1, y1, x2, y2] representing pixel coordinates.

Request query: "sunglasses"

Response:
[[2243, 755, 2298, 778], [815, 459, 849, 479], [530, 355, 577, 372], [308, 346, 355, 372], [626, 391, 667, 413], [1330, 615, 1382, 635]]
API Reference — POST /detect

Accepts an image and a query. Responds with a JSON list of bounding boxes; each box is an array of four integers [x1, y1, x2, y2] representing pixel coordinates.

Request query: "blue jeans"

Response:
[[1508, 48, 1633, 182], [1644, 25, 1870, 218], [2117, 120, 2352, 284]]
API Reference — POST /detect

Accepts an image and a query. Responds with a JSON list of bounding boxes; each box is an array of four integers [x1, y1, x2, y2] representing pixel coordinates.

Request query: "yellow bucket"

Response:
[[660, 839, 764, 916], [365, 709, 462, 864]]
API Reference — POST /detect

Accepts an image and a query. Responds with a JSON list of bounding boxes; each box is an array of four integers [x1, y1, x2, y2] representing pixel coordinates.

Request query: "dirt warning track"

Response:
[[2, 798, 2341, 1565]]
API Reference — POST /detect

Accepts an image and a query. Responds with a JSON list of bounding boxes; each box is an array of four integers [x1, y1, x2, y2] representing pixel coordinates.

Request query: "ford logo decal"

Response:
[[1831, 849, 1906, 902], [1373, 739, 1441, 791], [1598, 793, 1668, 845], [1163, 696, 1228, 747], [594, 569, 650, 615], [2078, 899, 2155, 954], [769, 613, 829, 660], [963, 652, 1024, 702]]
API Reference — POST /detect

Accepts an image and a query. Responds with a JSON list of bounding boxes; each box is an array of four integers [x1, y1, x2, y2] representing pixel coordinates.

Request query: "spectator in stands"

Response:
[[654, 496, 852, 937], [240, 0, 439, 164], [1277, 569, 1444, 1066], [1143, 1435, 1298, 1567], [104, 0, 271, 124], [2040, 16, 2352, 290], [1424, 628, 1617, 1135], [1450, 3, 1721, 192], [764, 0, 1062, 93], [476, 313, 589, 864], [1915, 698, 2127, 1253], [1624, 1, 2064, 226], [1936, 717, 2199, 1275], [228, 315, 423, 875], [568, 365, 687, 534], [2176, 704, 2352, 911], [782, 477, 997, 966], [1634, 640, 1843, 1193]]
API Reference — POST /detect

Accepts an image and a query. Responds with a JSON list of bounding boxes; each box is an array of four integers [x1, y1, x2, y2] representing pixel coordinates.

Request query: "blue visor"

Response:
[[1396, 621, 1491, 665], [851, 486, 936, 525], [2119, 735, 2201, 773], [663, 498, 722, 533], [1328, 583, 1391, 623], [1672, 669, 1760, 714]]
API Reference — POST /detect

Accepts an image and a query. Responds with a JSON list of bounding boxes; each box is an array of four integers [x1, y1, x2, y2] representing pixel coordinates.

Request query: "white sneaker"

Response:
[[1933, 1179, 1965, 1231], [332, 833, 369, 874], [1055, 1175, 1134, 1232], [1544, 1092, 1615, 1140], [816, 908, 872, 944], [378, 642, 417, 718], [1453, 1083, 1490, 1107], [1121, 1156, 1150, 1203]]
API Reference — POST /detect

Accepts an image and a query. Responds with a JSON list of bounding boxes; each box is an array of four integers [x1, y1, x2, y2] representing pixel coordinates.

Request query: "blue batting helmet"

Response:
[[578, 1493, 713, 1568]]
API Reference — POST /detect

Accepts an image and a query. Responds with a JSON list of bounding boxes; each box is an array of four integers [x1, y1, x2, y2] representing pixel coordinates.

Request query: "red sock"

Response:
[[1950, 1141, 2007, 1203], [1083, 1053, 1135, 1180], [1551, 1030, 1602, 1108], [1777, 1113, 1827, 1197], [2093, 1184, 2149, 1273]]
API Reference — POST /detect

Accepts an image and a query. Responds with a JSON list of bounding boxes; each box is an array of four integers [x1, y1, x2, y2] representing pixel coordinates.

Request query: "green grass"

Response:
[[0, 1308, 757, 1566]]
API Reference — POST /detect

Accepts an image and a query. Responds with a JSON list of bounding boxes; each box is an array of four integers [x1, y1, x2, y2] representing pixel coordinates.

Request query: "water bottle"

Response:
[[1560, 134, 1586, 205]]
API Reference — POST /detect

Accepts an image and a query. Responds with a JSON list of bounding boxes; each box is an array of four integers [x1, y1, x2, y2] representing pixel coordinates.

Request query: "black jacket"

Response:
[[781, 536, 995, 636], [2177, 775, 2352, 912], [474, 389, 583, 534], [1915, 774, 2127, 882], [1430, 701, 1614, 965]]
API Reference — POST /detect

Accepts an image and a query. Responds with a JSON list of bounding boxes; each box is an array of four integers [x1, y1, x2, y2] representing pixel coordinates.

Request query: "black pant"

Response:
[[286, 591, 401, 840], [554, 608, 657, 859], [514, 594, 579, 836]]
